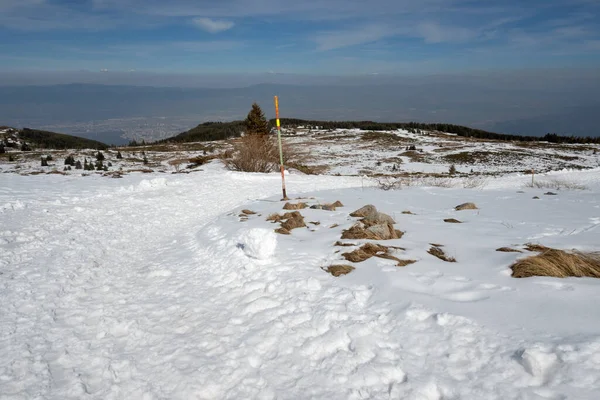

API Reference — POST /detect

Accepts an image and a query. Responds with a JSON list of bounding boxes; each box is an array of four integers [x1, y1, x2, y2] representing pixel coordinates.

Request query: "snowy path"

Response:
[[2, 165, 600, 399]]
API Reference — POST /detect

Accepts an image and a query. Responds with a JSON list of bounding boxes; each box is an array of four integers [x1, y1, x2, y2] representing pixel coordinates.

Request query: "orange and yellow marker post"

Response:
[[274, 96, 288, 200]]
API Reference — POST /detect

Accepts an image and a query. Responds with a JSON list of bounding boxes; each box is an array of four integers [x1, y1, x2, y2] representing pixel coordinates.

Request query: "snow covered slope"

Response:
[[1, 162, 600, 399]]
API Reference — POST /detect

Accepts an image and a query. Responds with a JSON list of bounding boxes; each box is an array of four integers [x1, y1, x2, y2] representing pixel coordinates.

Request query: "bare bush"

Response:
[[223, 135, 279, 173], [223, 134, 305, 173], [526, 178, 588, 190]]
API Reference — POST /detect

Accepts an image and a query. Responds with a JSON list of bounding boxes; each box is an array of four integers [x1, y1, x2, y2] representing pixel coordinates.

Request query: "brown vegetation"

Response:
[[324, 265, 355, 277], [511, 248, 600, 278], [428, 246, 456, 262], [496, 247, 522, 253], [444, 218, 462, 223], [341, 243, 414, 267], [283, 202, 307, 210], [268, 211, 306, 235]]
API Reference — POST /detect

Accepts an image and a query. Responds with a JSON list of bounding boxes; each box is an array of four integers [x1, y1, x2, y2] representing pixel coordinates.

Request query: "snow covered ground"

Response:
[[2, 161, 600, 399]]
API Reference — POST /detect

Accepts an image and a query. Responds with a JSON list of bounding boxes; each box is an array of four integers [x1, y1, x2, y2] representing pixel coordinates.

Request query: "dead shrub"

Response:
[[511, 248, 600, 278], [324, 265, 355, 277], [428, 246, 456, 262], [223, 135, 279, 172], [496, 247, 522, 253], [444, 218, 462, 223], [223, 134, 306, 173], [455, 202, 478, 211], [283, 202, 307, 210]]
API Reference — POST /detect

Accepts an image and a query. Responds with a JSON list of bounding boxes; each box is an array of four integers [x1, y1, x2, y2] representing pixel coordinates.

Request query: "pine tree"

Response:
[[116, 151, 123, 159], [0, 144, 5, 154], [41, 157, 48, 167], [75, 160, 82, 169], [244, 103, 270, 135], [96, 151, 104, 162], [143, 155, 148, 165]]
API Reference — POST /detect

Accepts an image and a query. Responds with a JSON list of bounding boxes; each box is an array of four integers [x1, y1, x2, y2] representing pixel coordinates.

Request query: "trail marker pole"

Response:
[[531, 169, 535, 187], [274, 96, 288, 200]]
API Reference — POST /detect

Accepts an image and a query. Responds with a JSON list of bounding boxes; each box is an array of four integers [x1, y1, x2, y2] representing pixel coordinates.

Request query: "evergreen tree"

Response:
[[41, 157, 48, 167], [244, 103, 270, 135], [116, 151, 123, 159], [0, 144, 5, 154], [143, 155, 148, 165], [75, 160, 82, 169], [21, 143, 31, 151], [96, 151, 105, 161]]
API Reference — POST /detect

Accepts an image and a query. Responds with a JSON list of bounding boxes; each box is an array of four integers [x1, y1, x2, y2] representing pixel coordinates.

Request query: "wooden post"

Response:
[[274, 96, 288, 200]]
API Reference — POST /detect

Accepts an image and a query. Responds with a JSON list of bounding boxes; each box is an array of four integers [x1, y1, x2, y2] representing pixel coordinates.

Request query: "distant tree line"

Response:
[[275, 119, 600, 144], [156, 121, 246, 144], [18, 128, 108, 150]]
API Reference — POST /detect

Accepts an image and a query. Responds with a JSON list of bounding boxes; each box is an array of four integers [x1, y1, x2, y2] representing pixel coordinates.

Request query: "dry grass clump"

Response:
[[324, 265, 355, 277], [240, 209, 256, 215], [343, 243, 389, 262], [397, 259, 417, 267], [334, 241, 356, 247], [455, 202, 478, 211], [428, 246, 456, 262], [310, 200, 344, 211], [444, 218, 462, 223], [267, 211, 306, 235], [402, 211, 415, 215], [511, 248, 600, 278], [524, 243, 550, 252], [496, 247, 522, 253], [342, 243, 414, 267], [283, 202, 307, 210]]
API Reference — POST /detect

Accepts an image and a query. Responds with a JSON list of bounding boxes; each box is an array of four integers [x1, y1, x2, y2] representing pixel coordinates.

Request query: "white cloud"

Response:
[[192, 17, 234, 33], [416, 22, 476, 43], [315, 25, 397, 51]]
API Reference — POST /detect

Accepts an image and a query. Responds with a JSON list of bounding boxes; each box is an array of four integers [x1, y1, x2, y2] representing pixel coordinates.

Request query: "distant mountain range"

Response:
[[1, 82, 599, 142]]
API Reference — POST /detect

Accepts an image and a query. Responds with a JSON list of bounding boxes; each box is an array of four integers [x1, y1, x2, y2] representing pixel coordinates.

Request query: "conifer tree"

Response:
[[116, 151, 123, 159], [244, 103, 270, 135]]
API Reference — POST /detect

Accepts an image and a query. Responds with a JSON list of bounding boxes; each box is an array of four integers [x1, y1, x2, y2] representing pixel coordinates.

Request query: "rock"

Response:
[[350, 205, 378, 218], [455, 202, 478, 211], [366, 223, 403, 240]]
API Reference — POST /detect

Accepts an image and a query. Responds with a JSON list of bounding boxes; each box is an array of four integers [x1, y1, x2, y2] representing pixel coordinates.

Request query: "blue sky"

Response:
[[0, 0, 599, 75]]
